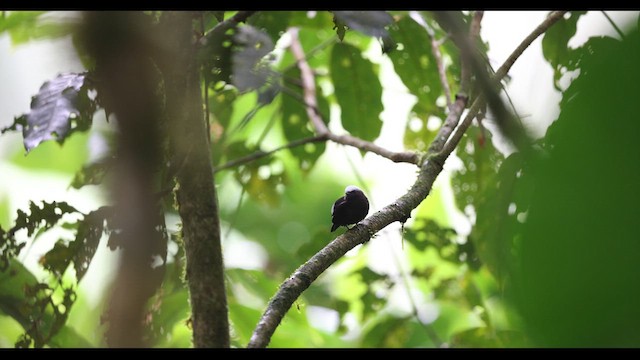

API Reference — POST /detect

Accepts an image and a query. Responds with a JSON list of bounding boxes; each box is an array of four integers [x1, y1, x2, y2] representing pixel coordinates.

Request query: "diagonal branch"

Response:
[[213, 135, 327, 173], [427, 11, 483, 154], [247, 11, 567, 348], [440, 10, 567, 156]]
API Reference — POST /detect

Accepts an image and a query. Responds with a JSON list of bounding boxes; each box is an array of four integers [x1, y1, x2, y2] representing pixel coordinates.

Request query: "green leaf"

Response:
[[541, 11, 587, 90], [40, 206, 110, 281], [247, 11, 291, 43], [330, 42, 383, 142], [8, 130, 89, 175], [387, 16, 443, 116], [451, 125, 504, 213], [0, 261, 76, 348], [281, 67, 329, 173], [515, 28, 640, 347], [0, 11, 75, 46], [70, 157, 112, 189], [2, 73, 95, 152]]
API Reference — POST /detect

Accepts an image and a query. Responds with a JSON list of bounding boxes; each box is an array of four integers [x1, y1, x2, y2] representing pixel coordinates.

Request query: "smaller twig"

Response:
[[493, 11, 566, 82], [329, 133, 420, 164], [601, 11, 626, 40], [425, 11, 482, 155], [421, 19, 452, 107], [289, 26, 421, 165], [438, 98, 484, 160], [288, 27, 329, 136], [213, 135, 328, 173], [281, 36, 339, 74]]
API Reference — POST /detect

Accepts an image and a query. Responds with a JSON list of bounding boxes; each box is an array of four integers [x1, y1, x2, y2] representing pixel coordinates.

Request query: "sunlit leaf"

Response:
[[330, 42, 383, 142], [388, 16, 443, 116], [0, 11, 75, 46]]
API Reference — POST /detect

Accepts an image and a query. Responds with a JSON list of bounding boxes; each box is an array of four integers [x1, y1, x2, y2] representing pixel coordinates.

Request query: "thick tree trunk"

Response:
[[159, 12, 230, 348]]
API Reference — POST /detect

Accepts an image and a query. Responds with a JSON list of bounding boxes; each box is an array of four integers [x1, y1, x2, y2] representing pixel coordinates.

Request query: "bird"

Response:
[[331, 185, 370, 232]]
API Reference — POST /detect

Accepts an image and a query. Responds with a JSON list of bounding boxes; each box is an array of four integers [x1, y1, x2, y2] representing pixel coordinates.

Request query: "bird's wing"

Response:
[[331, 196, 346, 217]]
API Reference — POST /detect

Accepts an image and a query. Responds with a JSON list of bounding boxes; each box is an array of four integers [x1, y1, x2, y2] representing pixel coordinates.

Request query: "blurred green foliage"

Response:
[[1, 10, 637, 349]]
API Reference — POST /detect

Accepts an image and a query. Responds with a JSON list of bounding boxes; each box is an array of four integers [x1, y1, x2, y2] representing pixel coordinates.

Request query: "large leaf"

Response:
[[332, 11, 395, 51], [541, 11, 587, 90], [231, 25, 276, 95], [2, 72, 95, 152], [332, 11, 394, 39], [0, 261, 76, 348], [330, 42, 383, 142], [514, 28, 640, 347], [387, 16, 443, 117], [41, 206, 112, 280], [247, 11, 291, 43]]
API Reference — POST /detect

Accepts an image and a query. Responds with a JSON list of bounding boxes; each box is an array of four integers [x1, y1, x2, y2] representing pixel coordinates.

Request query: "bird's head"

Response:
[[345, 185, 363, 194]]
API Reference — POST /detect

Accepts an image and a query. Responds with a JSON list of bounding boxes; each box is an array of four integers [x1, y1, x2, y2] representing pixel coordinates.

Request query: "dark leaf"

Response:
[[39, 206, 111, 280], [330, 42, 383, 142], [332, 11, 394, 40], [212, 11, 225, 23], [231, 25, 276, 93], [199, 21, 236, 86], [332, 13, 347, 41], [71, 206, 111, 280], [2, 72, 95, 152], [516, 29, 640, 347], [70, 157, 113, 189]]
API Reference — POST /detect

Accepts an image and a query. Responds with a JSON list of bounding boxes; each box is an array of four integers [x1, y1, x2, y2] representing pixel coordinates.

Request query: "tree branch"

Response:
[[440, 10, 566, 155], [419, 13, 453, 107], [601, 11, 626, 40], [247, 11, 568, 348], [288, 27, 329, 136], [213, 135, 328, 173], [288, 27, 421, 165], [160, 12, 230, 348], [427, 11, 482, 154]]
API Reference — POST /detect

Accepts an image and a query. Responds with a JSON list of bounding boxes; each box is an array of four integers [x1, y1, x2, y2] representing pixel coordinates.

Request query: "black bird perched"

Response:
[[331, 185, 370, 232]]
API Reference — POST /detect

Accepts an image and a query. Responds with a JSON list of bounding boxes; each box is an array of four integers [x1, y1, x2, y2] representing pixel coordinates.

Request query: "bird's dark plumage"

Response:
[[331, 185, 369, 232]]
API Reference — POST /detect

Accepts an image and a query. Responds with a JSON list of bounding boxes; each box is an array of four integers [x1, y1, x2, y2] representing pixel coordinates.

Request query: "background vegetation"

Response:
[[0, 10, 638, 348]]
